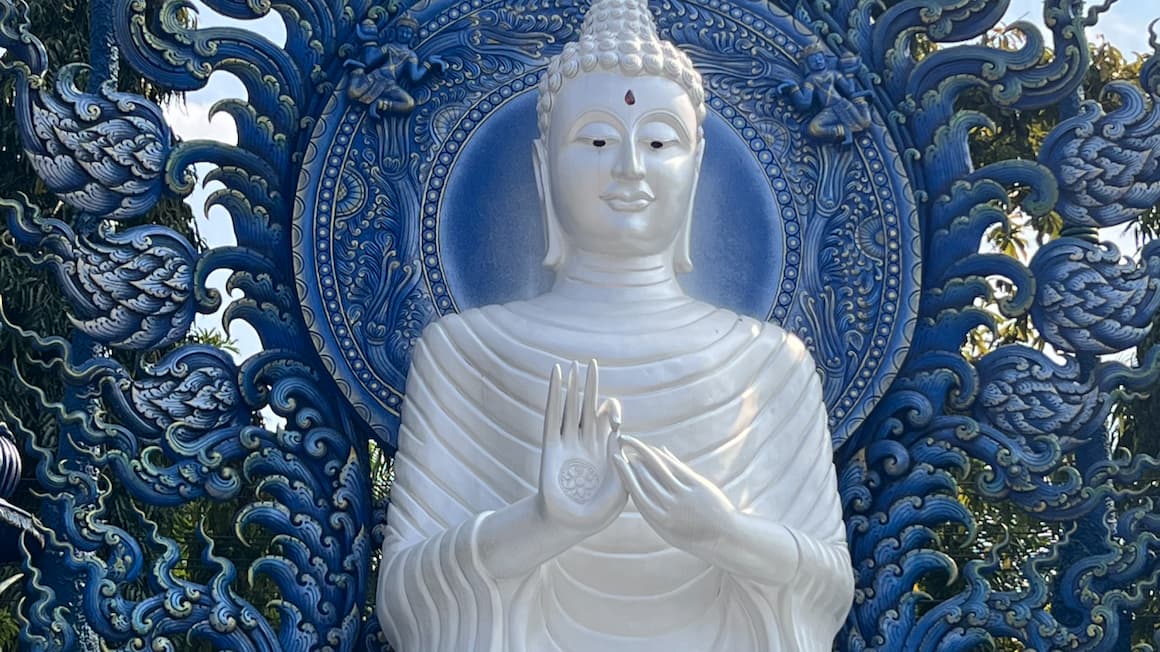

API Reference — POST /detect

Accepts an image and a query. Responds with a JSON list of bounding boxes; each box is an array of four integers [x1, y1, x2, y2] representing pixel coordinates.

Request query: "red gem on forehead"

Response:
[[624, 89, 636, 105]]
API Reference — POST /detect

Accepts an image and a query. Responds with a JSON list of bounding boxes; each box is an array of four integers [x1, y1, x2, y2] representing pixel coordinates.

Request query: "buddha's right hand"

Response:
[[536, 360, 626, 535]]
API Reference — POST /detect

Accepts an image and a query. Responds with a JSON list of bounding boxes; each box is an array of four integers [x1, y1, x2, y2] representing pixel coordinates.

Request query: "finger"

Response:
[[562, 361, 580, 440], [613, 451, 646, 501], [601, 399, 624, 461], [597, 397, 622, 436], [625, 454, 669, 515], [580, 359, 599, 443], [657, 446, 696, 481], [621, 435, 687, 492], [543, 364, 564, 444], [613, 451, 653, 511]]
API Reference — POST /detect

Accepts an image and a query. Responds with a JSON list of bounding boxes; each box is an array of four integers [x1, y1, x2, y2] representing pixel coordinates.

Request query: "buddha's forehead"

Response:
[[549, 71, 698, 137]]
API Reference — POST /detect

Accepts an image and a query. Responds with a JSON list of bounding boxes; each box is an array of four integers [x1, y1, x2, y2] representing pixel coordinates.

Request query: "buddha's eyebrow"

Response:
[[567, 110, 625, 138], [635, 110, 691, 140]]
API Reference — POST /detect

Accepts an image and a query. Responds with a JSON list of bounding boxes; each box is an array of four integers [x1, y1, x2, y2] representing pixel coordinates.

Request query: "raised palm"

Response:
[[537, 360, 625, 535]]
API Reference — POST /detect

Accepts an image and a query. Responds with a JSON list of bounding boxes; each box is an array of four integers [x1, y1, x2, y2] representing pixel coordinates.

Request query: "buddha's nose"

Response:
[[611, 139, 645, 181]]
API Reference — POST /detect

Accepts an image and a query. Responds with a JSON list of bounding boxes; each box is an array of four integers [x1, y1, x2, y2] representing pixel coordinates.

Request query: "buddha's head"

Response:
[[534, 0, 707, 273]]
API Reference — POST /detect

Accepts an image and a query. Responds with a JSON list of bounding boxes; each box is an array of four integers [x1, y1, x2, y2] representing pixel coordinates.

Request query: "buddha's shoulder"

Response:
[[416, 306, 476, 339], [414, 304, 516, 345], [697, 302, 812, 354]]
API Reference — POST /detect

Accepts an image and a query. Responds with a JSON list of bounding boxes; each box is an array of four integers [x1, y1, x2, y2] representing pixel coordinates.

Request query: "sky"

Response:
[[119, 0, 1160, 360], [1005, 0, 1157, 57]]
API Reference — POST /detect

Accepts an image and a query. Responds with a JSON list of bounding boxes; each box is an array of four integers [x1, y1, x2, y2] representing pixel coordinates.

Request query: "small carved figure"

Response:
[[345, 16, 445, 117], [778, 43, 871, 145]]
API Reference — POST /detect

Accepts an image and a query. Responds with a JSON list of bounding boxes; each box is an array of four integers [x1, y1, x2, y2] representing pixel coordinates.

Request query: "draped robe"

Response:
[[377, 296, 853, 651]]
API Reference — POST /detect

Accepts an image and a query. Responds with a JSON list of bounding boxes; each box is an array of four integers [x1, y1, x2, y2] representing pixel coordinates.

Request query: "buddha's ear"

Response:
[[673, 135, 706, 274], [533, 138, 566, 270]]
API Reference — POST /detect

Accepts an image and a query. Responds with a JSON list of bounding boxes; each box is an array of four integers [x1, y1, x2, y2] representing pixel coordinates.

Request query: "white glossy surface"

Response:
[[376, 1, 854, 648]]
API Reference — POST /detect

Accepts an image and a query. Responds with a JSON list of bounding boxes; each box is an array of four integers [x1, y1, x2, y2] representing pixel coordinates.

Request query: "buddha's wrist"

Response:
[[695, 512, 800, 584], [532, 495, 608, 541], [681, 509, 739, 565], [479, 496, 589, 578]]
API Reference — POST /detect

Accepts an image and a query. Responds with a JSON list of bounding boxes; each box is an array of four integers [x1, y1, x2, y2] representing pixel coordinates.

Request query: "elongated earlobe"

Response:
[[533, 139, 566, 270], [673, 137, 705, 274]]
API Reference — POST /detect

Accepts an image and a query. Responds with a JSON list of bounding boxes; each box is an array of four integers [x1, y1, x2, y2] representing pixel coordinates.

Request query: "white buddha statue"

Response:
[[375, 1, 854, 649]]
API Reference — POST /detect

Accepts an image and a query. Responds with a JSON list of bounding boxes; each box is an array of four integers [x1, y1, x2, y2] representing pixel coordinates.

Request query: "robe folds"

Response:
[[377, 297, 854, 651]]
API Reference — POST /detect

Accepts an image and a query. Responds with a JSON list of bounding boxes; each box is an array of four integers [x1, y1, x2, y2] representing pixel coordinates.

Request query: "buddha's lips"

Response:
[[601, 189, 655, 212]]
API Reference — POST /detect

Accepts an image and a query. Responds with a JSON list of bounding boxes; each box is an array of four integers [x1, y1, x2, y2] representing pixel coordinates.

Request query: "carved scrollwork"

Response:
[[3, 197, 206, 350], [1039, 81, 1160, 229], [0, 3, 176, 224]]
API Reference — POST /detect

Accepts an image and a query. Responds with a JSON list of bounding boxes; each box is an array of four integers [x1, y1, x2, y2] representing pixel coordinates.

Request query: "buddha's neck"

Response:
[[549, 249, 687, 303]]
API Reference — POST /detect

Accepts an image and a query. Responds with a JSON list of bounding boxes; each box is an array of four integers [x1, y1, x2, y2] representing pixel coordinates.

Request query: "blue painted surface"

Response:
[[1, 0, 1160, 649]]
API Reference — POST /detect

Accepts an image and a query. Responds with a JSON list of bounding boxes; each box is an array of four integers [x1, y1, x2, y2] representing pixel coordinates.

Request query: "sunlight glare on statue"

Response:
[[376, 0, 854, 649]]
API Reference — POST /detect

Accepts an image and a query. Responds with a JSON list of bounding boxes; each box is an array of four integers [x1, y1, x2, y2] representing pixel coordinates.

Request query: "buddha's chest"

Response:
[[451, 305, 785, 501], [475, 368, 755, 465]]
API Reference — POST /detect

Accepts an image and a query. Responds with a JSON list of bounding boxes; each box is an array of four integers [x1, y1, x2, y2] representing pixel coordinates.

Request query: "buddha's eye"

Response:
[[639, 120, 684, 151], [574, 121, 619, 149]]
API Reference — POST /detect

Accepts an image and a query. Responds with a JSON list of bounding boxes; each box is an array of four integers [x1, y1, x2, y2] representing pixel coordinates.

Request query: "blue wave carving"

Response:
[[1039, 80, 1160, 228], [0, 2, 174, 223], [3, 198, 205, 349], [1030, 237, 1160, 354]]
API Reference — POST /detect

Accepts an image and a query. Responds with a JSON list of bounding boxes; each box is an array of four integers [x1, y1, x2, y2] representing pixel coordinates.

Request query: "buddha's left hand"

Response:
[[615, 436, 818, 586], [613, 435, 737, 558]]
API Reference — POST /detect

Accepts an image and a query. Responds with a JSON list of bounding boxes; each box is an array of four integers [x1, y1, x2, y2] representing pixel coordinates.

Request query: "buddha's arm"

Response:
[[615, 337, 854, 607], [382, 472, 611, 591], [715, 508, 855, 645], [718, 346, 853, 596], [381, 344, 625, 595], [616, 436, 851, 590], [377, 496, 595, 650], [481, 361, 627, 578], [376, 325, 519, 650], [710, 511, 852, 589], [475, 495, 597, 578]]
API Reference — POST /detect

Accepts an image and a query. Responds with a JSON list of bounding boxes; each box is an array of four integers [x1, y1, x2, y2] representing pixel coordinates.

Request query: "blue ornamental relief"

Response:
[[299, 0, 920, 447], [0, 0, 1159, 648]]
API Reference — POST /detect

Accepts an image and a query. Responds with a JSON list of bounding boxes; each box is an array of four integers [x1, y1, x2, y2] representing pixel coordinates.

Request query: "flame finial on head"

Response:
[[536, 0, 706, 137]]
